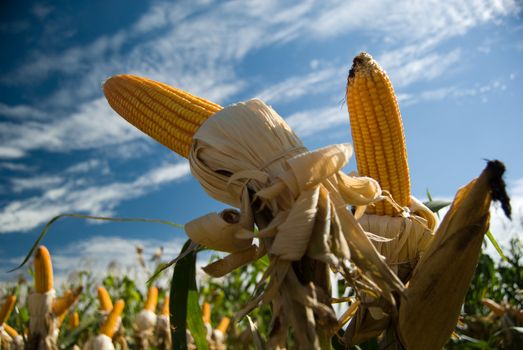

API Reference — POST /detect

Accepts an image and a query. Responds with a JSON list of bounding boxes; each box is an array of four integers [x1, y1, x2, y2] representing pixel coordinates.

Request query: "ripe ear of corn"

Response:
[[103, 74, 222, 158], [216, 317, 230, 333], [52, 287, 82, 317], [202, 302, 211, 325], [70, 312, 80, 329], [97, 286, 113, 312], [0, 295, 16, 325], [346, 52, 410, 215], [144, 287, 158, 312], [100, 299, 124, 338], [3, 323, 19, 337], [34, 246, 53, 293], [161, 294, 170, 316]]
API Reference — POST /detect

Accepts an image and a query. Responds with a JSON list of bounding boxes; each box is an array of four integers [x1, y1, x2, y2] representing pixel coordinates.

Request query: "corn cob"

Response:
[[103, 74, 222, 158], [346, 52, 410, 215], [3, 323, 18, 337], [216, 317, 230, 333], [144, 287, 158, 312], [100, 299, 124, 338], [34, 246, 53, 293], [0, 295, 16, 325], [52, 287, 82, 317], [202, 302, 211, 325], [161, 294, 170, 316], [97, 286, 113, 312], [70, 311, 80, 329]]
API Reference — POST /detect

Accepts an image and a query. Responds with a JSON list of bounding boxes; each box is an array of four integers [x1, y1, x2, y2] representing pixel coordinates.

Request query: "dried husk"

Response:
[[155, 314, 171, 350], [187, 99, 404, 347], [27, 289, 58, 350], [398, 161, 507, 350], [83, 334, 114, 350], [134, 309, 156, 349]]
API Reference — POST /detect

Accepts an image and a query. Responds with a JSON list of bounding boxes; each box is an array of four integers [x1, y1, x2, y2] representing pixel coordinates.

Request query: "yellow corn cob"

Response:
[[70, 311, 80, 329], [144, 287, 158, 312], [482, 299, 505, 317], [100, 299, 124, 338], [0, 295, 16, 325], [346, 52, 411, 215], [217, 317, 230, 333], [97, 286, 113, 312], [202, 302, 211, 325], [162, 294, 170, 316], [34, 246, 53, 293], [3, 323, 18, 337], [52, 287, 82, 317], [103, 74, 222, 158]]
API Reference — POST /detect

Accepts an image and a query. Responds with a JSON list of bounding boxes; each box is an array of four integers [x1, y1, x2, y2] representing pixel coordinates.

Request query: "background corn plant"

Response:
[[1, 235, 521, 349]]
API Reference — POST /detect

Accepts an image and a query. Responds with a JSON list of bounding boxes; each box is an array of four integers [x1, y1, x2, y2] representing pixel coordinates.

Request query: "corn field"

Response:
[[0, 235, 521, 349], [1, 51, 522, 350]]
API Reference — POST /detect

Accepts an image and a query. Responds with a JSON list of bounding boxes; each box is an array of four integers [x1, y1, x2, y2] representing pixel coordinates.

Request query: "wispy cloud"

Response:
[[285, 105, 347, 137], [400, 76, 511, 106], [255, 66, 344, 104], [0, 98, 139, 159], [0, 162, 190, 233]]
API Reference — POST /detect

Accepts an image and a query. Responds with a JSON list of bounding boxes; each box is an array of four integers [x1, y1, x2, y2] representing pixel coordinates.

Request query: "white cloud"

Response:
[[255, 66, 343, 104], [0, 103, 48, 119], [0, 162, 191, 233], [400, 76, 512, 106], [285, 105, 347, 137], [0, 98, 139, 159], [11, 175, 64, 193], [385, 49, 462, 87]]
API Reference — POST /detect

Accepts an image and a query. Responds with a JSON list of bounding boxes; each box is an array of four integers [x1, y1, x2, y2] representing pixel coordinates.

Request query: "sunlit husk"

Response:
[[398, 162, 498, 350], [83, 334, 114, 350], [28, 289, 58, 350], [187, 99, 405, 347]]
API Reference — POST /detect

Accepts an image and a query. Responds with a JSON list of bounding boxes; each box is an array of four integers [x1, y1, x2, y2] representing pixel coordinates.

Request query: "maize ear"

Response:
[[34, 246, 53, 293], [202, 302, 211, 325], [103, 74, 222, 158], [161, 294, 170, 316], [346, 52, 410, 215], [144, 287, 158, 312], [3, 323, 19, 337], [70, 311, 80, 329], [0, 295, 16, 325], [97, 286, 113, 312], [217, 316, 230, 333], [52, 287, 82, 317], [100, 299, 124, 338]]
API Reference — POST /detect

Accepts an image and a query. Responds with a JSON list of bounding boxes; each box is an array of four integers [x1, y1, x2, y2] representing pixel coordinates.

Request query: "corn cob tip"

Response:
[[162, 294, 170, 316], [202, 302, 211, 324], [144, 287, 158, 311], [0, 295, 16, 325], [70, 311, 80, 329], [97, 286, 113, 312], [100, 299, 125, 338], [3, 323, 19, 337], [348, 52, 379, 80], [34, 245, 53, 293], [217, 316, 230, 333]]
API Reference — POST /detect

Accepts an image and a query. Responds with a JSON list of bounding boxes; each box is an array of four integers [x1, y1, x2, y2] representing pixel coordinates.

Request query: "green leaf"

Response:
[[486, 230, 508, 261], [10, 213, 183, 272], [423, 199, 451, 213], [171, 240, 209, 350]]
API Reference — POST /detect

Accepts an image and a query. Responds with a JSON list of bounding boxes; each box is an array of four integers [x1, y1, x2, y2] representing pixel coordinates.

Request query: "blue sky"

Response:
[[1, 0, 522, 284]]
